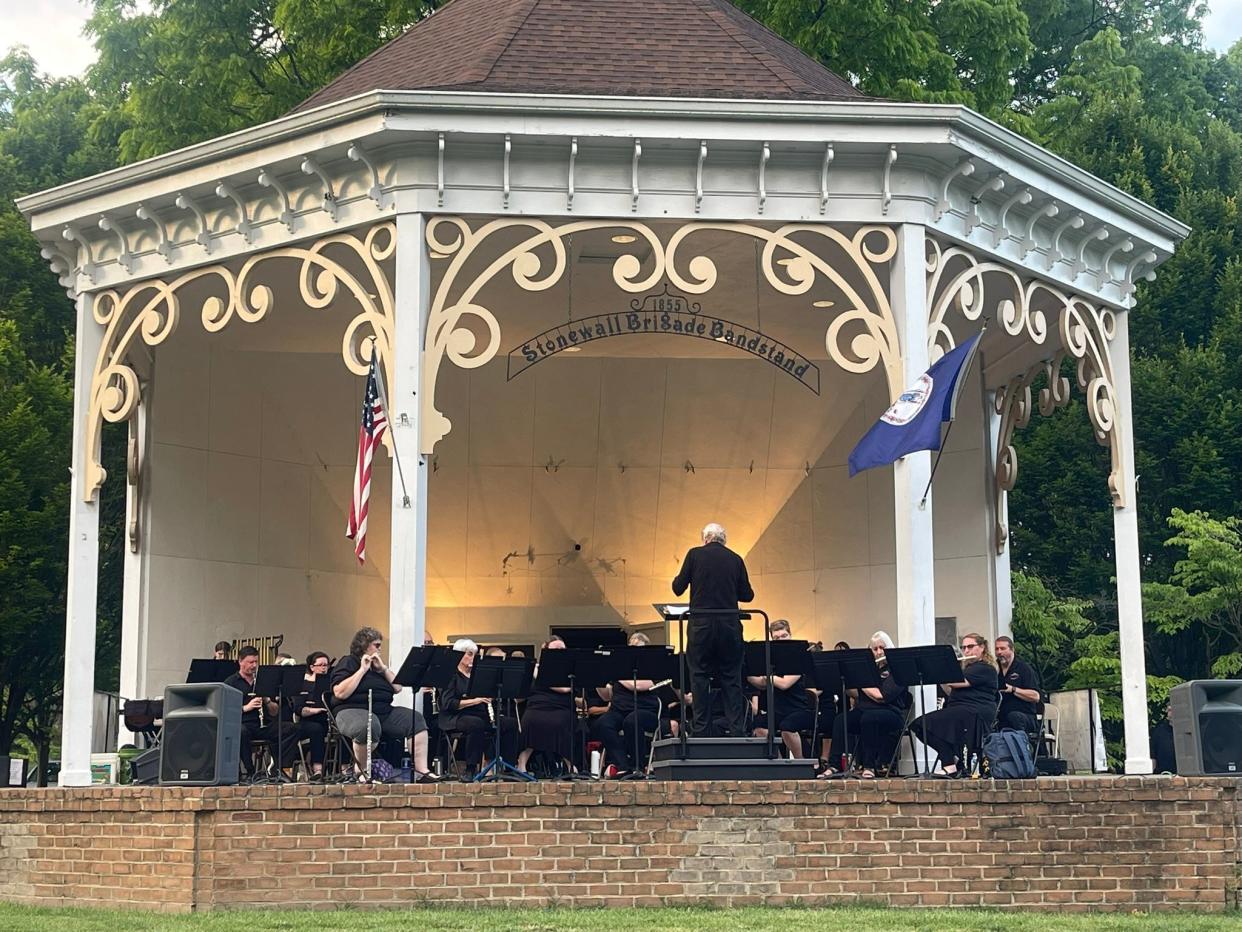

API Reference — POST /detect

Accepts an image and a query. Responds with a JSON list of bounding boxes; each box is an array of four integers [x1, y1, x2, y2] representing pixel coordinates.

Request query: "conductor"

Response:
[[672, 522, 754, 737]]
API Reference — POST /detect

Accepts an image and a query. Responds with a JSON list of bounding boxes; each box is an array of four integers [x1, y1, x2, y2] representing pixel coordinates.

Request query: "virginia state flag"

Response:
[[848, 331, 983, 477]]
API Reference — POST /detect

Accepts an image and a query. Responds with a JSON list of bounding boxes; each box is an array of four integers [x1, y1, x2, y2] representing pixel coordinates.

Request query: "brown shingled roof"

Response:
[[294, 0, 865, 113]]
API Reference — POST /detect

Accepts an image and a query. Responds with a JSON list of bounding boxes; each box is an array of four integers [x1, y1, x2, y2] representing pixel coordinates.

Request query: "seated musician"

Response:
[[747, 619, 814, 758], [224, 646, 300, 779], [593, 632, 662, 777], [329, 627, 438, 783], [908, 632, 999, 778], [517, 637, 576, 774], [213, 640, 232, 660], [437, 638, 520, 776], [291, 651, 331, 781], [995, 636, 1041, 734], [819, 631, 909, 778]]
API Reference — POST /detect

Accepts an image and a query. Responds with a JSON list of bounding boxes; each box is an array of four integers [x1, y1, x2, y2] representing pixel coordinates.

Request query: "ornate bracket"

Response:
[[1021, 203, 1058, 259], [300, 158, 338, 222], [98, 214, 134, 274], [993, 187, 1032, 248], [965, 174, 1005, 236], [346, 142, 388, 209], [421, 218, 899, 454], [568, 137, 578, 212], [935, 158, 975, 221], [175, 192, 212, 253], [135, 204, 173, 264], [695, 141, 707, 214], [80, 223, 396, 502], [992, 354, 1071, 553], [881, 145, 897, 216], [258, 168, 296, 233], [631, 139, 642, 213], [819, 143, 834, 215], [215, 181, 254, 244], [502, 135, 512, 211], [758, 142, 770, 214], [928, 237, 1128, 514], [62, 225, 98, 283]]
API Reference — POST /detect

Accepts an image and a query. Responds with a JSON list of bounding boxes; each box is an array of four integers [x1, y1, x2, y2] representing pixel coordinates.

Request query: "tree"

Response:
[[1144, 508, 1242, 676]]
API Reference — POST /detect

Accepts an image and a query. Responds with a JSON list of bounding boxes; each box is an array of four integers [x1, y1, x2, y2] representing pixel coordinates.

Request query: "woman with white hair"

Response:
[[819, 630, 910, 779], [437, 638, 520, 777]]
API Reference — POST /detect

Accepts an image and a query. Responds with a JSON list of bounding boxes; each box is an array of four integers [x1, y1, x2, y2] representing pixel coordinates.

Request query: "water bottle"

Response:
[[590, 748, 602, 779], [400, 754, 412, 784]]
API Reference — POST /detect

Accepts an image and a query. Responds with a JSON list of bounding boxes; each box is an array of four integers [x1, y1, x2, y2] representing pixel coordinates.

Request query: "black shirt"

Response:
[[224, 673, 260, 727], [997, 657, 1040, 718], [608, 681, 660, 716], [1152, 720, 1177, 774], [946, 660, 999, 716], [857, 667, 910, 712], [329, 654, 395, 716], [438, 670, 489, 726], [672, 541, 754, 617]]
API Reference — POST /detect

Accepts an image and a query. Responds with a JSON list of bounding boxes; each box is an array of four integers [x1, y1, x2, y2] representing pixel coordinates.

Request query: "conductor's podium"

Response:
[[649, 736, 817, 781]]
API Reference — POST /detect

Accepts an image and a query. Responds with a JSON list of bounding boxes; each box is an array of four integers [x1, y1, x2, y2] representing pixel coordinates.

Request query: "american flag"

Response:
[[346, 351, 387, 564]]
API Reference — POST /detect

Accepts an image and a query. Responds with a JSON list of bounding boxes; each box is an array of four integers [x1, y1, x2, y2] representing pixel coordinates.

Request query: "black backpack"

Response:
[[982, 728, 1036, 779]]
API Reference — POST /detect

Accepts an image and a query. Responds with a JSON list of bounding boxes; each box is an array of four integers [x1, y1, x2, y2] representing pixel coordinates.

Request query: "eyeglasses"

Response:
[[961, 642, 979, 650]]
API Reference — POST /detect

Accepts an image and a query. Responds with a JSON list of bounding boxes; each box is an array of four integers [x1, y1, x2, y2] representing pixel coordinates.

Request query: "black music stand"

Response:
[[254, 664, 303, 783], [809, 649, 881, 774], [467, 656, 535, 782], [186, 658, 238, 683], [594, 645, 678, 779], [394, 646, 464, 692], [884, 645, 961, 774], [550, 627, 628, 649], [532, 648, 594, 780], [744, 639, 810, 758]]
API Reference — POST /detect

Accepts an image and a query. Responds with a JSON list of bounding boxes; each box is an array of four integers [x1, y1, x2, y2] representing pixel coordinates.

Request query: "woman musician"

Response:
[[329, 627, 439, 783], [908, 632, 1000, 778], [437, 639, 520, 777], [288, 651, 331, 781], [517, 636, 576, 774], [819, 631, 910, 778], [592, 632, 663, 778]]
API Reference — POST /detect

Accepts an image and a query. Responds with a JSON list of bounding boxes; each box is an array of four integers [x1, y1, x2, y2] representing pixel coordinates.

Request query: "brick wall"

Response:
[[0, 777, 1237, 913]]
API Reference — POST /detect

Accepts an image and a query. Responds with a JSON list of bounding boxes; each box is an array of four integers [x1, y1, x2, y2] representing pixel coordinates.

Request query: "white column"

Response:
[[891, 224, 935, 650], [117, 374, 152, 745], [891, 225, 936, 773], [386, 212, 431, 705], [985, 393, 1013, 641], [60, 291, 104, 786], [1110, 310, 1151, 774]]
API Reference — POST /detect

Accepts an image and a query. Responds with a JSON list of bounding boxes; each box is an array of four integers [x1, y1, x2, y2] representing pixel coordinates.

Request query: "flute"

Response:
[[365, 686, 373, 782]]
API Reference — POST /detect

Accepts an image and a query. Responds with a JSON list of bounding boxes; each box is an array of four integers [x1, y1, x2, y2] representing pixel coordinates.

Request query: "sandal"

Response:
[[815, 767, 838, 780], [860, 769, 876, 779]]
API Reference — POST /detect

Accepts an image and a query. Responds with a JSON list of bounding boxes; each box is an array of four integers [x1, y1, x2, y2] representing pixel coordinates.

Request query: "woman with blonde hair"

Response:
[[907, 631, 999, 778], [819, 630, 910, 778]]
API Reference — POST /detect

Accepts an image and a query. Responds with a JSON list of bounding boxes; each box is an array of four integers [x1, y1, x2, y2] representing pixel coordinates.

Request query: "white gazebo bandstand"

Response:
[[18, 0, 1187, 786]]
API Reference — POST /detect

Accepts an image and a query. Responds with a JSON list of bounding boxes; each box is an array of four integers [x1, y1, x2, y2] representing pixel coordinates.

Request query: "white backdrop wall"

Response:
[[138, 321, 994, 692]]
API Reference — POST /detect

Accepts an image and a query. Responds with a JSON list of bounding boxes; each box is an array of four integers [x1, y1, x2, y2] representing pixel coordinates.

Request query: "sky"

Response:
[[3, 0, 1242, 81]]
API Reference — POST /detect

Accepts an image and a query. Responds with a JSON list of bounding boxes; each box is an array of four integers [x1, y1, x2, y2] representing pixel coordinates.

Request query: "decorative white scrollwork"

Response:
[[928, 237, 1128, 523], [422, 216, 899, 457], [991, 354, 1071, 553], [81, 223, 396, 502], [422, 218, 900, 454]]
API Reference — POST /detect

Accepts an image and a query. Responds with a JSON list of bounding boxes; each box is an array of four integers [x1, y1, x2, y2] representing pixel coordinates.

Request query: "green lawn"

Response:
[[0, 904, 1238, 932]]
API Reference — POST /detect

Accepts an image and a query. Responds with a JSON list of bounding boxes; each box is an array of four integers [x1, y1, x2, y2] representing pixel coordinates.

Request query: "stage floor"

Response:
[[0, 776, 1236, 913]]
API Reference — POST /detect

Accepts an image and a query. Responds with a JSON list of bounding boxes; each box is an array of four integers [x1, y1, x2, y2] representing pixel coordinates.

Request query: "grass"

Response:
[[0, 904, 1238, 932]]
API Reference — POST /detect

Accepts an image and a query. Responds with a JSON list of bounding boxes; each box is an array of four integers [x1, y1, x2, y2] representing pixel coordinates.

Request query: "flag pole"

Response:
[[369, 336, 412, 509], [917, 321, 988, 510]]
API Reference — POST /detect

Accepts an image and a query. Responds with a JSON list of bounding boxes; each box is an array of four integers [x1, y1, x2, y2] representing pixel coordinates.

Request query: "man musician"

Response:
[[672, 522, 754, 738], [995, 636, 1041, 735], [225, 645, 300, 779]]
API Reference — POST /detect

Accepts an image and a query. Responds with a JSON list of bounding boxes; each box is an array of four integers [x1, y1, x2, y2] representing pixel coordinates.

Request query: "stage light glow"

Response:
[[812, 300, 834, 308], [611, 234, 637, 244]]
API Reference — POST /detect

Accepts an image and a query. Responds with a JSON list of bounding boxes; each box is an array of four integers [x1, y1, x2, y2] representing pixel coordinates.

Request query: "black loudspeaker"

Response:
[[1170, 680, 1242, 776], [160, 683, 242, 785], [130, 747, 161, 785]]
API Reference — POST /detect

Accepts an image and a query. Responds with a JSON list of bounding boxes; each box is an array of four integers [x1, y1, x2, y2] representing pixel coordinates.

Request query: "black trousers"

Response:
[[297, 717, 329, 766], [240, 720, 302, 774], [687, 617, 745, 737], [1001, 709, 1038, 735], [909, 706, 990, 769], [829, 706, 905, 769], [444, 714, 519, 768], [594, 707, 660, 771]]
